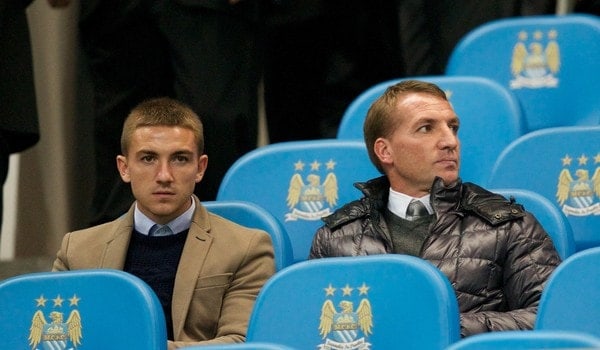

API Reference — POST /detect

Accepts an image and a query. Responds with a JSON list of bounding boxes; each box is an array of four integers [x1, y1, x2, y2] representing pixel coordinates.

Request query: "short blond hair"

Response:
[[120, 97, 204, 155]]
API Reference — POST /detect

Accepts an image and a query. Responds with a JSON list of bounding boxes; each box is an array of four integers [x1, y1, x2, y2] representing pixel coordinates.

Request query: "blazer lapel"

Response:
[[172, 197, 213, 339], [102, 206, 136, 269]]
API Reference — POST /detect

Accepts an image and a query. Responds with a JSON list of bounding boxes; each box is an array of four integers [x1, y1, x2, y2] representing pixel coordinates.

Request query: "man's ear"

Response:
[[116, 155, 131, 183], [374, 138, 393, 165], [195, 154, 209, 183]]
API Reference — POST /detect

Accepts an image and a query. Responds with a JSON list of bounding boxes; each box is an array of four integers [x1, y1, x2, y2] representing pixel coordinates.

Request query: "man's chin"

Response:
[[149, 204, 176, 217], [436, 173, 459, 186]]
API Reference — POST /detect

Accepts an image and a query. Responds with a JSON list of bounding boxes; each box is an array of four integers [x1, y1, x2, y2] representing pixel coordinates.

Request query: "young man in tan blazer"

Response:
[[53, 97, 275, 349]]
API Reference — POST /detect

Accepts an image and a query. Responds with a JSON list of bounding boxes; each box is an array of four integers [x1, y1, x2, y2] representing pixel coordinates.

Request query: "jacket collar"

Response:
[[356, 175, 463, 216], [430, 176, 462, 215], [353, 175, 525, 226]]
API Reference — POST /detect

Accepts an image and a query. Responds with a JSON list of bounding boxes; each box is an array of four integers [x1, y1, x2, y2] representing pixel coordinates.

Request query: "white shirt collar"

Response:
[[387, 188, 432, 219], [134, 197, 195, 235]]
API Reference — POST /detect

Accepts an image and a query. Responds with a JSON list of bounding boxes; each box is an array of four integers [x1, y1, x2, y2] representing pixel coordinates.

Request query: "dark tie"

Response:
[[406, 200, 428, 221], [149, 224, 173, 237]]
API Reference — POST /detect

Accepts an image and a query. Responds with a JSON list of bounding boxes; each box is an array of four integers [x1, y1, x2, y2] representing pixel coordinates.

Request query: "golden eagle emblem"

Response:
[[317, 283, 373, 349], [510, 29, 560, 89], [556, 153, 600, 216], [29, 310, 82, 349], [319, 299, 373, 339], [287, 173, 338, 209], [285, 159, 339, 221], [28, 294, 83, 350]]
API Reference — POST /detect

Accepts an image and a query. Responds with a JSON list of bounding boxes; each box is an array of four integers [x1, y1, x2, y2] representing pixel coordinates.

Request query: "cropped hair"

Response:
[[363, 80, 448, 172], [120, 97, 204, 154]]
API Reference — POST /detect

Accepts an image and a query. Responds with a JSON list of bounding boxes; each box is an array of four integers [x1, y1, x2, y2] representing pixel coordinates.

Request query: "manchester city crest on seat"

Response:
[[318, 283, 373, 350], [510, 29, 561, 89], [556, 153, 600, 216], [285, 159, 338, 221], [28, 294, 83, 350]]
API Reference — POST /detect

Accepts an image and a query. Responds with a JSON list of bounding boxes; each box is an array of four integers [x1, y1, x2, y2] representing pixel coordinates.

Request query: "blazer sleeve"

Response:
[[52, 231, 72, 271]]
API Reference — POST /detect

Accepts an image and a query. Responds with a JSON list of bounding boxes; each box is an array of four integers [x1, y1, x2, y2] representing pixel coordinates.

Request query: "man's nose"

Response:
[[156, 162, 174, 181], [439, 127, 459, 149]]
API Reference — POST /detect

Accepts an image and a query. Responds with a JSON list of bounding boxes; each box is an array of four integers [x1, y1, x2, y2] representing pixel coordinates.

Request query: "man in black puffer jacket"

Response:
[[309, 80, 561, 337]]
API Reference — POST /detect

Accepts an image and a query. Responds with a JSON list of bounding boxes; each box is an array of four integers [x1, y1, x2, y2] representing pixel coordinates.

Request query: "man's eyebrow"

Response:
[[136, 149, 157, 155], [415, 117, 439, 124], [133, 149, 196, 157], [172, 150, 195, 156]]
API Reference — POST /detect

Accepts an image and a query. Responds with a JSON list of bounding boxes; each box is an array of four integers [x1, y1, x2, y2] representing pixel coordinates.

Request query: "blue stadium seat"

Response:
[[446, 14, 600, 132], [487, 126, 600, 252], [0, 269, 167, 349], [246, 255, 460, 350], [536, 246, 600, 338], [446, 330, 600, 350], [217, 139, 381, 263]]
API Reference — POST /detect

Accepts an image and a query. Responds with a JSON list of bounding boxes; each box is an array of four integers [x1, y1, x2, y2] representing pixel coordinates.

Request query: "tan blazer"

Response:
[[53, 196, 276, 349]]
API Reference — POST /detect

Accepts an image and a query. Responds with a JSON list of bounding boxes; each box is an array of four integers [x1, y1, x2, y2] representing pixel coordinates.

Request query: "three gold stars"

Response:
[[294, 159, 337, 172], [323, 282, 370, 297], [33, 294, 81, 308], [561, 153, 600, 167]]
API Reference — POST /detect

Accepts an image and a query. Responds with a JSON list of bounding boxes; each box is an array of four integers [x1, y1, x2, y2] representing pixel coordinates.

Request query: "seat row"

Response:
[[2, 247, 600, 349], [445, 13, 600, 133], [214, 126, 597, 268], [205, 248, 600, 350]]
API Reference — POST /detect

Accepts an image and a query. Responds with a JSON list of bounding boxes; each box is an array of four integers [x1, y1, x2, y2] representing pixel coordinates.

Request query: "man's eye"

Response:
[[417, 125, 432, 133], [174, 155, 189, 163], [141, 155, 155, 162]]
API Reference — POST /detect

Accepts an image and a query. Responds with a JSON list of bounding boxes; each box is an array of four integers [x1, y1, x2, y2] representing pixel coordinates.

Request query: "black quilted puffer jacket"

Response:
[[309, 176, 561, 337]]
